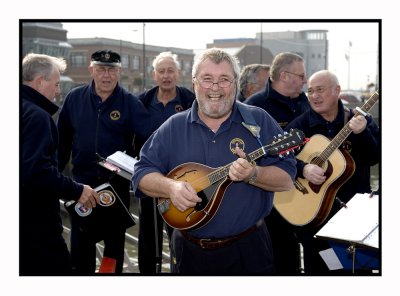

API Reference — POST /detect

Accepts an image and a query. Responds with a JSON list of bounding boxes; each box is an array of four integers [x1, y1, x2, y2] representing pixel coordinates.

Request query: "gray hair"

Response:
[[22, 53, 67, 82], [152, 51, 180, 70], [239, 64, 270, 93], [192, 48, 240, 85], [270, 52, 304, 81]]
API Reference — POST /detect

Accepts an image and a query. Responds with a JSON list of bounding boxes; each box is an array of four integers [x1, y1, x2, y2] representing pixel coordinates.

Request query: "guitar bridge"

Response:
[[294, 180, 308, 194]]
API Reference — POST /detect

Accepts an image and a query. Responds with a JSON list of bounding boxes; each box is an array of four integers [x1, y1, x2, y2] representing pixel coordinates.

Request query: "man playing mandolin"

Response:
[[132, 48, 298, 274]]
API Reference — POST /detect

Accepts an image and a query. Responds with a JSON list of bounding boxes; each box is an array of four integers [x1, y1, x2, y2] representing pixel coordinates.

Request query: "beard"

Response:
[[197, 95, 234, 119]]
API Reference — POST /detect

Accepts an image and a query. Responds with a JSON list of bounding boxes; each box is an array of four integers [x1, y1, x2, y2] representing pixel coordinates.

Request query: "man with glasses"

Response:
[[284, 70, 380, 274], [244, 52, 310, 275], [244, 52, 309, 128], [132, 48, 297, 274], [237, 63, 270, 102], [57, 49, 151, 274]]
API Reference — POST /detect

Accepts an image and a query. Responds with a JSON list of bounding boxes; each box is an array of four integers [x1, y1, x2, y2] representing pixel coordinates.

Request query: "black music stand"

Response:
[[315, 193, 380, 274]]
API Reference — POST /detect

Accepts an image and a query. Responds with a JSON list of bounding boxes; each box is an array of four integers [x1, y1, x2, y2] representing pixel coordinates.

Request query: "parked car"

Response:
[[339, 92, 362, 105]]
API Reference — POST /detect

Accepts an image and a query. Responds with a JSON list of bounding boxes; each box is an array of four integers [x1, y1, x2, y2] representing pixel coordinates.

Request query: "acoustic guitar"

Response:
[[274, 91, 379, 227], [157, 129, 307, 230]]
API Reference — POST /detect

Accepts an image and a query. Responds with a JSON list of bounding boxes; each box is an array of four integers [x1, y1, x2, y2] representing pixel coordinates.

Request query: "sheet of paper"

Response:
[[106, 151, 137, 175], [319, 248, 344, 270], [316, 193, 379, 247]]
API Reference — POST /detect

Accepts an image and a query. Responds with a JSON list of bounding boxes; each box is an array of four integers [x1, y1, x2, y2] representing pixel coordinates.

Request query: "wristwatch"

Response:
[[248, 166, 258, 185]]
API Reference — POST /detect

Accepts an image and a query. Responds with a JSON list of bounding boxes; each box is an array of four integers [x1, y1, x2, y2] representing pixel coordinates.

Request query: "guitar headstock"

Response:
[[267, 128, 308, 157]]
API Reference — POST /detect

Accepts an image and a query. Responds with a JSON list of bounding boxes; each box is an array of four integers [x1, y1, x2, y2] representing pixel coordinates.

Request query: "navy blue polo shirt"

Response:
[[132, 101, 296, 238], [147, 93, 186, 130]]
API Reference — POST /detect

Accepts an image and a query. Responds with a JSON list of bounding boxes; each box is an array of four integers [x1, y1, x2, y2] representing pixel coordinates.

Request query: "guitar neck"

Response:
[[318, 91, 379, 164]]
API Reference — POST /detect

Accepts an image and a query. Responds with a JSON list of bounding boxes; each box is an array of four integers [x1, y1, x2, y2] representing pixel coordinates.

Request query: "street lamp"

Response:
[[133, 23, 146, 92], [142, 23, 146, 91], [260, 23, 263, 63], [345, 41, 352, 90]]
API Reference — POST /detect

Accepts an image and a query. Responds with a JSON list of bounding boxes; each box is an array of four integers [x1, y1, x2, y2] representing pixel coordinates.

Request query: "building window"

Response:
[[307, 32, 325, 40], [71, 52, 87, 67], [132, 55, 140, 70], [183, 60, 192, 73], [121, 54, 129, 68]]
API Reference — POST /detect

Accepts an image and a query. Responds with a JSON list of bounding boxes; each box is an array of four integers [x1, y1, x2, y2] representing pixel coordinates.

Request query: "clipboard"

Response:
[[97, 151, 137, 181]]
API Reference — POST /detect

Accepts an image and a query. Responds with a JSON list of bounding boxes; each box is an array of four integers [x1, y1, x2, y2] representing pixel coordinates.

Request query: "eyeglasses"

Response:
[[284, 71, 306, 80], [194, 77, 235, 89], [307, 86, 330, 96], [94, 66, 119, 76]]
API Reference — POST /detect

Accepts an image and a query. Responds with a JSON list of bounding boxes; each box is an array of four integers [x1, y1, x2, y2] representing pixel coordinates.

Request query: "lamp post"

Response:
[[345, 41, 352, 90], [260, 23, 263, 63], [142, 23, 146, 91]]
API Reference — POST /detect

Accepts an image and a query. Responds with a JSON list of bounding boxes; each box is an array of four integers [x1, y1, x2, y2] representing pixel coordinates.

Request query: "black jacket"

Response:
[[57, 81, 152, 184], [21, 85, 83, 240], [244, 78, 310, 129], [285, 99, 380, 205]]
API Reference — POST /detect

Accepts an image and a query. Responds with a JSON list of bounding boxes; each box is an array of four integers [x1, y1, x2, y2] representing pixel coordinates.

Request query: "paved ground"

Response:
[[61, 196, 171, 274]]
